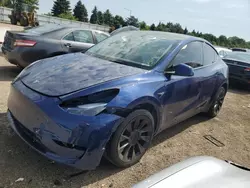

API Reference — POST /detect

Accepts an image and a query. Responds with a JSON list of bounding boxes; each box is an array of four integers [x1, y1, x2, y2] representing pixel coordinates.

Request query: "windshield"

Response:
[[86, 31, 180, 69], [24, 24, 63, 34], [224, 52, 250, 62]]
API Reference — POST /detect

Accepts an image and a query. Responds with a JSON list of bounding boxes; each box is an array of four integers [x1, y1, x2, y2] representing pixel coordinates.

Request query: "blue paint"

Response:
[[7, 32, 228, 170]]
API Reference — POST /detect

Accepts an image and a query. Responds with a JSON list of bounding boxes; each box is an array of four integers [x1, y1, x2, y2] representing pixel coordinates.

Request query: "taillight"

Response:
[[244, 67, 250, 72], [14, 40, 36, 47]]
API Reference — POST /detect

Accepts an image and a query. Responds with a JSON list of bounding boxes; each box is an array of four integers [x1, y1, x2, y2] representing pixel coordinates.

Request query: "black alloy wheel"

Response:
[[207, 87, 226, 117], [106, 109, 154, 168]]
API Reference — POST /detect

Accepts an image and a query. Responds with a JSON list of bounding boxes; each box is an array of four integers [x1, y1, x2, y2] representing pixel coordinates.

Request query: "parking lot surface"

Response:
[[0, 56, 250, 188]]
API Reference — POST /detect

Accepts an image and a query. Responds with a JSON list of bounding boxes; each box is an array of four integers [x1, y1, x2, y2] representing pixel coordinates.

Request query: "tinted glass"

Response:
[[86, 31, 180, 69], [224, 52, 250, 62], [95, 32, 108, 43], [73, 30, 93, 43], [203, 43, 218, 65], [63, 32, 74, 41], [172, 41, 203, 68], [24, 24, 63, 34]]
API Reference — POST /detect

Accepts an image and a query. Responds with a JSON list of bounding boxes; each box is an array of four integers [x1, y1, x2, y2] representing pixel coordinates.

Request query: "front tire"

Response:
[[206, 87, 226, 118], [106, 109, 154, 168]]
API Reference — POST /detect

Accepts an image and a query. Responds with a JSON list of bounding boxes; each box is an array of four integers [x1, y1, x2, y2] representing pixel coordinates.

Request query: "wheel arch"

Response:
[[209, 80, 228, 107], [110, 97, 162, 134], [221, 82, 228, 93]]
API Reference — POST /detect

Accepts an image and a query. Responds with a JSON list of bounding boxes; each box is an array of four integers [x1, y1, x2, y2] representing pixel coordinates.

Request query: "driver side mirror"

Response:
[[165, 63, 194, 77]]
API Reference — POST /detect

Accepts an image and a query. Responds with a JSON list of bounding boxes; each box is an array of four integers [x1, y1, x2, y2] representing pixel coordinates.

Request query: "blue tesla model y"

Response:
[[7, 31, 228, 170]]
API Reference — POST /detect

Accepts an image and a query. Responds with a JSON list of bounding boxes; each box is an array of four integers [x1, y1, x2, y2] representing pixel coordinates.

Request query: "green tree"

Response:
[[103, 9, 113, 26], [51, 0, 71, 17], [150, 23, 156, 31], [246, 42, 250, 49], [97, 11, 103, 25], [218, 35, 227, 46], [202, 33, 218, 45], [73, 0, 88, 22], [173, 23, 184, 34], [90, 6, 98, 24], [58, 12, 77, 20], [125, 16, 139, 27], [1, 0, 38, 10], [190, 29, 198, 36], [228, 36, 246, 48], [156, 22, 169, 32], [113, 15, 124, 29], [183, 27, 188, 34], [23, 0, 38, 11], [140, 21, 147, 30], [1, 0, 16, 8]]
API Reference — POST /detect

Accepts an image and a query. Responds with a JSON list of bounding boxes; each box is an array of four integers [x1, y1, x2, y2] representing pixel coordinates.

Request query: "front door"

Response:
[[161, 41, 204, 130]]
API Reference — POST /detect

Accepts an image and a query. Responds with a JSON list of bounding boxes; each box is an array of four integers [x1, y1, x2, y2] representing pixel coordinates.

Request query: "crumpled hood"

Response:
[[21, 53, 146, 96]]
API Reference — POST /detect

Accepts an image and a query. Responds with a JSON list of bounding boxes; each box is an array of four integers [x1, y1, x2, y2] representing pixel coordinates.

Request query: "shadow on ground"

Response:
[[0, 65, 21, 81], [0, 111, 209, 187], [152, 114, 209, 147]]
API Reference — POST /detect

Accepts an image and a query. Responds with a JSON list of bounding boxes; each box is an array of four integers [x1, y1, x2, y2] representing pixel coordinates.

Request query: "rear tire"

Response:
[[106, 109, 154, 168], [206, 87, 226, 118]]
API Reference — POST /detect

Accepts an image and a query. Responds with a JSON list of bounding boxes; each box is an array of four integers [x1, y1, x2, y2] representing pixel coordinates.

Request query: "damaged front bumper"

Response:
[[7, 81, 123, 170]]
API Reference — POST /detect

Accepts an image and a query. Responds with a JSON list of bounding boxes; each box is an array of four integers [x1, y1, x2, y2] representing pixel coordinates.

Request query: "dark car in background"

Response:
[[1, 24, 109, 68], [231, 48, 250, 52], [222, 52, 250, 85]]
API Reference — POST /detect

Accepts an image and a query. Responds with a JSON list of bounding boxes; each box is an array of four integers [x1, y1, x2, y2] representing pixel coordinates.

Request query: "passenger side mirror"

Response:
[[165, 63, 194, 77]]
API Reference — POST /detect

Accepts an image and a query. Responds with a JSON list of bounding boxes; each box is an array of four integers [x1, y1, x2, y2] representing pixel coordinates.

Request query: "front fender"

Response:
[[107, 84, 164, 133]]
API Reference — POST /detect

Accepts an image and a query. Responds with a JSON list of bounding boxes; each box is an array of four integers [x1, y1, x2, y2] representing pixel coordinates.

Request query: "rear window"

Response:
[[24, 24, 63, 34]]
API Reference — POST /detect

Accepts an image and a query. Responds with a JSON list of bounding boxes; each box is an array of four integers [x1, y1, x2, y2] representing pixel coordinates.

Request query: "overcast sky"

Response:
[[39, 0, 250, 41]]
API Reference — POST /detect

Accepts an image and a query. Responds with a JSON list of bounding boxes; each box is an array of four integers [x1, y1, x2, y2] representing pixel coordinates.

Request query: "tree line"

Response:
[[1, 0, 249, 49]]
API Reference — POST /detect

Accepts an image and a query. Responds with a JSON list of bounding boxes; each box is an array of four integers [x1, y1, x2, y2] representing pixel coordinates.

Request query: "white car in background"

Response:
[[214, 46, 232, 57], [133, 156, 250, 188]]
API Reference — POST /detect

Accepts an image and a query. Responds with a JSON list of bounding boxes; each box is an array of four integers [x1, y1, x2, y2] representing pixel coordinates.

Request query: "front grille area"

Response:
[[9, 112, 52, 154]]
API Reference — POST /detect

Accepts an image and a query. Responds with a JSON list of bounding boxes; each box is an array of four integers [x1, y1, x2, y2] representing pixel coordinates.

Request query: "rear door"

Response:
[[196, 43, 219, 109], [61, 30, 95, 53]]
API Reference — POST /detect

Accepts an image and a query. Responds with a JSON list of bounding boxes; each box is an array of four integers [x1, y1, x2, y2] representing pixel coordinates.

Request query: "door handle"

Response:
[[64, 43, 72, 48]]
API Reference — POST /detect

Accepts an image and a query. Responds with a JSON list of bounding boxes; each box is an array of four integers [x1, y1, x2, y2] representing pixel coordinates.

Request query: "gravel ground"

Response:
[[0, 56, 250, 188]]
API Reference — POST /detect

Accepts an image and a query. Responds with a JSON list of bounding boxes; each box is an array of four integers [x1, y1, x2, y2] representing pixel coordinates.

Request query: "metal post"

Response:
[[124, 8, 132, 17]]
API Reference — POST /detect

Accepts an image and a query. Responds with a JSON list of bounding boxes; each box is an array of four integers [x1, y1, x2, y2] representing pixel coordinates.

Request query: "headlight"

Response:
[[60, 89, 119, 116], [65, 103, 107, 116]]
